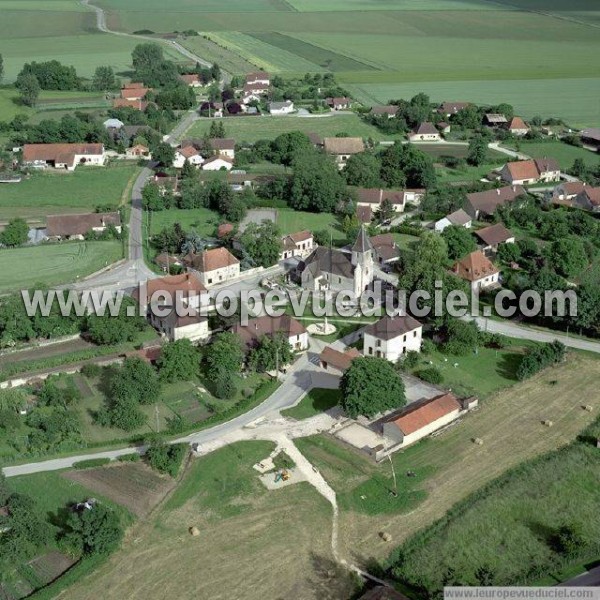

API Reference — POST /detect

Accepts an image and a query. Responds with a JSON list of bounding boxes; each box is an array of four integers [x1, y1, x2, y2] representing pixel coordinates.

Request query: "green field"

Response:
[[148, 207, 221, 237], [0, 164, 139, 221], [0, 241, 122, 293], [186, 114, 385, 143], [281, 388, 341, 420], [511, 140, 600, 170]]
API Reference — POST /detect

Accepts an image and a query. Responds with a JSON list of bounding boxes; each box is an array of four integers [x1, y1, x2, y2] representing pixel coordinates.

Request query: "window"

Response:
[[403, 334, 407, 342], [413, 330, 417, 337], [368, 347, 373, 355], [208, 278, 213, 284]]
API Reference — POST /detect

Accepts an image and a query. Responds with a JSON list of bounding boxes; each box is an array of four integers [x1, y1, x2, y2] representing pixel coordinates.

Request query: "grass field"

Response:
[[186, 114, 386, 143], [148, 207, 221, 237], [0, 241, 122, 293], [0, 164, 139, 221], [282, 388, 341, 420], [59, 440, 357, 600], [511, 140, 600, 170], [298, 353, 600, 564]]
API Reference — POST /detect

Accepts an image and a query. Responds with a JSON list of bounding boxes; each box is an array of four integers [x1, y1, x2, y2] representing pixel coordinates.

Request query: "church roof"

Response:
[[299, 247, 354, 279], [352, 225, 373, 254]]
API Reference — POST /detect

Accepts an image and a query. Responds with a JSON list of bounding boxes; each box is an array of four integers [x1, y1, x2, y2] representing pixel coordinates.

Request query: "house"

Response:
[[246, 71, 270, 86], [581, 128, 600, 151], [120, 86, 150, 101], [184, 246, 240, 287], [506, 116, 530, 136], [574, 187, 600, 212], [103, 118, 124, 130], [150, 309, 210, 343], [434, 208, 472, 232], [153, 172, 179, 195], [452, 250, 500, 291], [499, 158, 560, 185], [552, 181, 587, 202], [356, 204, 373, 224], [370, 233, 399, 265], [125, 144, 151, 159], [354, 187, 425, 213], [408, 122, 441, 142], [474, 223, 515, 253], [209, 138, 235, 159], [280, 230, 314, 260], [46, 212, 121, 240], [484, 113, 507, 127], [180, 73, 202, 87], [112, 98, 149, 111], [370, 105, 398, 118], [232, 315, 308, 352], [269, 100, 294, 115], [133, 273, 209, 313], [323, 137, 365, 169], [243, 81, 269, 97], [200, 101, 224, 117], [326, 97, 351, 111], [22, 143, 105, 171], [173, 145, 204, 169], [202, 156, 234, 171], [319, 346, 360, 376], [154, 253, 182, 273], [464, 185, 526, 220], [363, 314, 423, 361], [383, 393, 463, 448], [307, 132, 324, 148], [437, 121, 451, 134], [438, 102, 470, 117], [297, 226, 374, 297]]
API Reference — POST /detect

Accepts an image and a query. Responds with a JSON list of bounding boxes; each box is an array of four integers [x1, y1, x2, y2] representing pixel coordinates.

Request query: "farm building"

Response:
[[112, 98, 149, 111], [464, 185, 526, 220], [323, 137, 365, 169], [354, 187, 424, 214], [452, 250, 500, 291], [581, 128, 600, 151], [505, 116, 530, 136], [319, 346, 361, 376], [202, 156, 234, 171], [232, 315, 308, 353], [370, 105, 398, 118], [180, 73, 202, 87], [434, 208, 472, 232], [326, 97, 351, 110], [184, 247, 240, 287], [45, 212, 121, 240], [22, 143, 105, 171], [382, 393, 466, 448], [120, 84, 150, 101], [484, 113, 508, 126], [363, 314, 423, 361], [246, 71, 270, 86], [149, 309, 209, 344], [552, 181, 588, 202]]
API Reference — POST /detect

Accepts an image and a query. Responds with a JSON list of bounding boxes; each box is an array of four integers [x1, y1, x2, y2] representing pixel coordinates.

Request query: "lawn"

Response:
[[59, 440, 357, 600], [147, 207, 221, 237], [435, 160, 503, 184], [0, 241, 123, 293], [0, 163, 140, 221], [511, 140, 600, 170], [282, 387, 341, 420], [297, 353, 600, 563], [185, 114, 386, 143]]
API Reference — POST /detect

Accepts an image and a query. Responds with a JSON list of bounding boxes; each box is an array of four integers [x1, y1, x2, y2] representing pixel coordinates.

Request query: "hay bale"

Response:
[[380, 531, 392, 542], [189, 526, 200, 537], [584, 405, 593, 412], [473, 438, 483, 446], [543, 420, 553, 427]]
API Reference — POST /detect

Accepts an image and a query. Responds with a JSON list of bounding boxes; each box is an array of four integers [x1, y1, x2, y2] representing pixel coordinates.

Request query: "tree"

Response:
[[208, 120, 226, 139], [553, 523, 587, 559], [340, 357, 406, 419], [239, 221, 282, 268], [289, 150, 347, 212], [206, 332, 244, 376], [375, 198, 394, 225], [158, 339, 198, 382], [92, 66, 116, 91], [380, 142, 436, 188], [269, 131, 312, 167], [545, 238, 587, 278], [16, 73, 40, 107], [441, 224, 476, 260], [0, 54, 3, 84], [65, 503, 123, 556], [142, 182, 165, 211], [132, 43, 164, 72], [85, 297, 145, 345], [248, 333, 293, 373], [111, 357, 161, 406], [19, 60, 79, 90], [0, 218, 29, 247], [343, 152, 382, 187], [467, 134, 487, 166], [213, 371, 236, 399], [145, 438, 187, 476], [444, 320, 479, 355], [153, 142, 175, 167]]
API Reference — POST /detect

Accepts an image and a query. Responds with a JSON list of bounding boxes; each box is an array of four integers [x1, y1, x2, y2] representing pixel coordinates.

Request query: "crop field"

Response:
[[59, 441, 357, 600], [0, 241, 122, 293], [297, 353, 600, 563], [0, 164, 139, 221], [186, 114, 386, 143]]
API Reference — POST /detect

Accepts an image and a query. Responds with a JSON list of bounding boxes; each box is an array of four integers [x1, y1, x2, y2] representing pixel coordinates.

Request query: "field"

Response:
[[0, 163, 139, 221], [297, 353, 600, 563], [282, 388, 341, 420], [65, 462, 177, 518], [511, 140, 600, 170], [0, 241, 122, 293], [148, 206, 221, 237], [186, 114, 386, 144], [59, 441, 357, 600], [97, 0, 600, 126]]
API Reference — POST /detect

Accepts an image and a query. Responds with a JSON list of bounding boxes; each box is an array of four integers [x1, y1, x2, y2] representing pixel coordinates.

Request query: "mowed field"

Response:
[[0, 241, 122, 293], [98, 0, 600, 125], [297, 353, 600, 563]]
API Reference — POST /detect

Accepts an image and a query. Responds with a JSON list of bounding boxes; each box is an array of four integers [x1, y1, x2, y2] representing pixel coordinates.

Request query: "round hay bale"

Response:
[[473, 438, 483, 446], [189, 526, 200, 537], [584, 405, 593, 412], [380, 531, 392, 542], [543, 420, 554, 427]]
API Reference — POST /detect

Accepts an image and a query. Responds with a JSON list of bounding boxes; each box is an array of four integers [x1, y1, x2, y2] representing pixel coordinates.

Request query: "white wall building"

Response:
[[363, 315, 423, 362]]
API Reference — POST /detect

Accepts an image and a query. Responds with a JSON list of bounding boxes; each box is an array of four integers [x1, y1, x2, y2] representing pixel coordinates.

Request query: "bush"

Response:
[[73, 458, 112, 469], [81, 363, 102, 378], [117, 453, 140, 462], [417, 367, 443, 385], [213, 373, 236, 399], [444, 320, 479, 355], [399, 350, 420, 370], [421, 339, 436, 354], [516, 341, 566, 381], [145, 440, 187, 477]]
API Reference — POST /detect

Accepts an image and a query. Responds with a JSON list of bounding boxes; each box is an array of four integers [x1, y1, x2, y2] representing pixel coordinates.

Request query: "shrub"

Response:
[[400, 350, 420, 370], [117, 453, 140, 462], [516, 341, 565, 381], [81, 363, 102, 378], [213, 373, 236, 399], [417, 367, 443, 385], [145, 440, 187, 477], [421, 339, 436, 354], [73, 458, 111, 469]]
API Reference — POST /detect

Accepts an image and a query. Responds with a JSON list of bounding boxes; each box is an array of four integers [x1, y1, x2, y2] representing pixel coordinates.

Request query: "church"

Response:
[[295, 226, 375, 298]]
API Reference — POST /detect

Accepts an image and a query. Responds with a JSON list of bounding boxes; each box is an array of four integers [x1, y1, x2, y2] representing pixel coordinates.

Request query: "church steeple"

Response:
[[351, 224, 374, 266], [351, 225, 374, 296]]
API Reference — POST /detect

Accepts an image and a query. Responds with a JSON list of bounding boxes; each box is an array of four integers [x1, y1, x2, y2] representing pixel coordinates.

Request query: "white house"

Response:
[[174, 146, 204, 169], [202, 156, 234, 171], [269, 100, 294, 115], [22, 143, 105, 171], [319, 346, 361, 376], [133, 273, 210, 314], [354, 188, 425, 214], [245, 71, 270, 86], [506, 116, 530, 136], [323, 137, 365, 169], [232, 315, 308, 353], [209, 138, 235, 159], [184, 247, 240, 287], [383, 393, 465, 448], [500, 159, 560, 186], [434, 208, 472, 232], [280, 230, 314, 260], [363, 314, 423, 362], [452, 250, 500, 292], [45, 212, 121, 240], [149, 310, 210, 343], [474, 222, 515, 253], [408, 122, 441, 142]]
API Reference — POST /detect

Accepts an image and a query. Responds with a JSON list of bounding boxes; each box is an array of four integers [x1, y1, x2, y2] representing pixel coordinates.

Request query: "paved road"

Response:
[[558, 565, 600, 587]]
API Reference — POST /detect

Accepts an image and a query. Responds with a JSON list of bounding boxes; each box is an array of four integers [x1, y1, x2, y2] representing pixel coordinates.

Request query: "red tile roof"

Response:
[[319, 346, 360, 372], [474, 223, 514, 246], [466, 185, 525, 217], [507, 116, 529, 131], [187, 247, 239, 272], [46, 212, 121, 237], [232, 315, 306, 347], [23, 143, 103, 163], [452, 251, 499, 282], [364, 315, 422, 341], [386, 393, 461, 436]]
